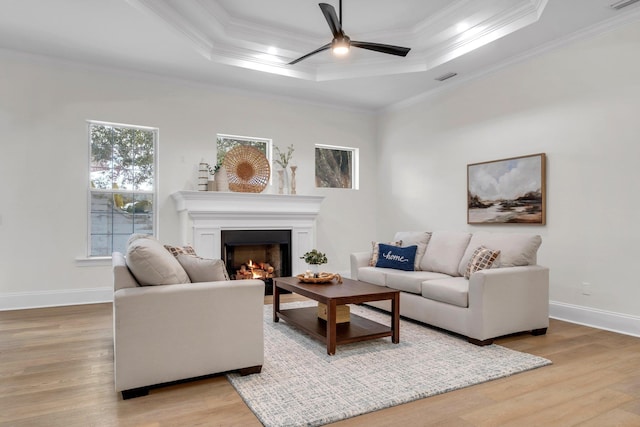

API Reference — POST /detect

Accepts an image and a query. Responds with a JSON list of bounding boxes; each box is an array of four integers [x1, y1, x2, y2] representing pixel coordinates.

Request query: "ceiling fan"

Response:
[[288, 0, 411, 65]]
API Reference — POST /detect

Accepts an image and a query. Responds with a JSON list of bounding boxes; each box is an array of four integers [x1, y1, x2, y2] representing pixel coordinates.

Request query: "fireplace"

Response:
[[221, 229, 292, 295], [171, 191, 324, 283]]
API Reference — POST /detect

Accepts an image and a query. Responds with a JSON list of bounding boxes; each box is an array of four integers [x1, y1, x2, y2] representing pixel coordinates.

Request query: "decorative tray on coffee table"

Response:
[[296, 273, 343, 284]]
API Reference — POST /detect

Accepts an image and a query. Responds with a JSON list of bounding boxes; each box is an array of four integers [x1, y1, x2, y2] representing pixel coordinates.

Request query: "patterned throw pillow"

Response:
[[375, 244, 418, 271], [369, 240, 403, 266], [164, 244, 197, 257], [464, 246, 501, 279]]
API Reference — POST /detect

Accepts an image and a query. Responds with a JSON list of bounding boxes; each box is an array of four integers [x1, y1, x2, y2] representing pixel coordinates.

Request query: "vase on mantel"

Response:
[[290, 166, 297, 195], [198, 162, 209, 191], [277, 169, 289, 194], [215, 165, 229, 192]]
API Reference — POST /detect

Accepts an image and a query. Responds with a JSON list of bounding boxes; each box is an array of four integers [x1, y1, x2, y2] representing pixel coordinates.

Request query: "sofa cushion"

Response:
[[375, 244, 417, 271], [385, 270, 452, 294], [420, 231, 471, 276], [176, 254, 229, 283], [126, 237, 191, 286], [421, 277, 469, 308], [356, 267, 388, 286], [457, 232, 542, 276], [464, 246, 501, 279], [369, 240, 402, 266], [393, 231, 432, 270]]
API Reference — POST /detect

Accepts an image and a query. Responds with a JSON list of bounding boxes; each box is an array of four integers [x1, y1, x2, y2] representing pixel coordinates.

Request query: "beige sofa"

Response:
[[112, 235, 264, 399], [350, 231, 549, 345]]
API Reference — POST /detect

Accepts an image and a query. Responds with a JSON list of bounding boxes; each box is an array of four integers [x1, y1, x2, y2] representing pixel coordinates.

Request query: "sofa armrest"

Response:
[[113, 279, 264, 391], [350, 251, 371, 279], [468, 265, 549, 341]]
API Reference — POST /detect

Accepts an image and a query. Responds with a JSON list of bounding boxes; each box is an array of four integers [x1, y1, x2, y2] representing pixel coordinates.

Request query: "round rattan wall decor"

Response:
[[222, 146, 271, 193]]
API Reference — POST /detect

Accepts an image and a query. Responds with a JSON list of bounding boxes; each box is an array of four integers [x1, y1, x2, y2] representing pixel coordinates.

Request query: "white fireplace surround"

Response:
[[171, 191, 324, 275]]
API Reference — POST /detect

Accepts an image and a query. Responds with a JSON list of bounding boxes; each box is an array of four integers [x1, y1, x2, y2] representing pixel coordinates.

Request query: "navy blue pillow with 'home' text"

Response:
[[375, 244, 417, 271]]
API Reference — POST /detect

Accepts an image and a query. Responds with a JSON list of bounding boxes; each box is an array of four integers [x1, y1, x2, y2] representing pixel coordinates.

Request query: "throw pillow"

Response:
[[126, 233, 154, 248], [164, 244, 197, 257], [375, 244, 417, 271], [369, 240, 402, 266], [126, 237, 191, 286], [393, 232, 432, 270], [464, 246, 501, 279], [176, 254, 230, 283]]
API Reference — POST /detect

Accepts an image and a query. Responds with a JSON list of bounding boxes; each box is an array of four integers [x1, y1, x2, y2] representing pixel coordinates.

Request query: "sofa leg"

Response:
[[468, 337, 494, 346], [121, 387, 149, 400], [239, 365, 262, 376], [531, 327, 548, 336]]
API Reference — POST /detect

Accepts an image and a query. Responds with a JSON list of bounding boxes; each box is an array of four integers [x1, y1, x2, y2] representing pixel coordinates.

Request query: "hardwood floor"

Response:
[[2, 296, 640, 426]]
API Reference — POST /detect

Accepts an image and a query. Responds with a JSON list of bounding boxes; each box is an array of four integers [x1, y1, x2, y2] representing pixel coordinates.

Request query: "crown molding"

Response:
[[382, 7, 640, 114], [127, 0, 548, 82]]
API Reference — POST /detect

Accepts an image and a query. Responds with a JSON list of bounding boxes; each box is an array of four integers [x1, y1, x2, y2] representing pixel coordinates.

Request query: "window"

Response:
[[216, 134, 271, 164], [88, 121, 157, 257], [315, 144, 359, 189]]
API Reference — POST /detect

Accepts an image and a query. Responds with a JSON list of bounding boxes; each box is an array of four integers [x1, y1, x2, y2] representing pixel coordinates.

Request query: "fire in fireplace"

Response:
[[221, 229, 292, 295]]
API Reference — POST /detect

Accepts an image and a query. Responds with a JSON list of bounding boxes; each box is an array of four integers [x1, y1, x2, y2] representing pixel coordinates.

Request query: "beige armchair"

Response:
[[112, 252, 265, 399]]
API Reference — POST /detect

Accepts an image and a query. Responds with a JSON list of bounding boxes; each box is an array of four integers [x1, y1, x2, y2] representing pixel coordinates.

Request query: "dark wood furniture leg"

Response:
[[391, 293, 400, 344], [239, 365, 263, 376], [273, 282, 280, 322], [327, 300, 337, 355]]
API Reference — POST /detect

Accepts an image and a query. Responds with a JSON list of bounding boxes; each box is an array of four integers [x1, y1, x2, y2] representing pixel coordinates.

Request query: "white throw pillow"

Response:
[[457, 232, 542, 276], [420, 231, 471, 276], [393, 231, 432, 270], [176, 254, 230, 283], [126, 237, 191, 286]]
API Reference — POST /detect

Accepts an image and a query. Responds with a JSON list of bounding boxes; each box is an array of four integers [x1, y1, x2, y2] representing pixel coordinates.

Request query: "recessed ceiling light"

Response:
[[456, 22, 470, 32], [267, 46, 277, 55]]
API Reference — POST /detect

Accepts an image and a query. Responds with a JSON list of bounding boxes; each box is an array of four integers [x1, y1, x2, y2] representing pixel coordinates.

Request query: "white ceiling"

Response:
[[1, 0, 639, 111]]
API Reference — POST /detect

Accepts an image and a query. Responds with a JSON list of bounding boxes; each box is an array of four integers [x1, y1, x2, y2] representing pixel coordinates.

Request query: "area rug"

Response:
[[227, 302, 551, 427]]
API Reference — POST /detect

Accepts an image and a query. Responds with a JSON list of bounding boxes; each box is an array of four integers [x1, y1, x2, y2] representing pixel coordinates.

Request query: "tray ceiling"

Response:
[[1, 0, 639, 110]]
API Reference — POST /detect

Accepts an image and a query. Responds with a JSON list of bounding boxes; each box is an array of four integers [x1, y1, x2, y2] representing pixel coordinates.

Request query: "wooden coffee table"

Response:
[[273, 277, 400, 355]]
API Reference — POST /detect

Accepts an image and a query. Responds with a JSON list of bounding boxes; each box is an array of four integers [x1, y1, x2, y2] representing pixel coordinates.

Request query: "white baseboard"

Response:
[[0, 287, 112, 311], [549, 301, 640, 338]]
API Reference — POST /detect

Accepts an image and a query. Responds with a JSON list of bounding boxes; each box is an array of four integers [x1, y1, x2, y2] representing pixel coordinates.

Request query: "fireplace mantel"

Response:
[[171, 191, 324, 275]]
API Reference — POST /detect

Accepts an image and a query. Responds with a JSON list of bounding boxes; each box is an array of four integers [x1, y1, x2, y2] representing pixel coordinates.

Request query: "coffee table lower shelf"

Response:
[[277, 306, 393, 346]]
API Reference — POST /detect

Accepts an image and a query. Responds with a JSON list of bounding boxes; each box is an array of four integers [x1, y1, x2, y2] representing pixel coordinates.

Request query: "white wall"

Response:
[[377, 21, 640, 330], [0, 51, 378, 309]]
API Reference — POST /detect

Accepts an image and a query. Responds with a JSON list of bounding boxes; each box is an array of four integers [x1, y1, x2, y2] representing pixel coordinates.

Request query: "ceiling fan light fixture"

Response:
[[331, 36, 351, 56]]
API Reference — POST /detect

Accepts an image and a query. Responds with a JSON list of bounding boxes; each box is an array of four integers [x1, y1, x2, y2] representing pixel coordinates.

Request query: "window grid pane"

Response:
[[89, 122, 156, 256]]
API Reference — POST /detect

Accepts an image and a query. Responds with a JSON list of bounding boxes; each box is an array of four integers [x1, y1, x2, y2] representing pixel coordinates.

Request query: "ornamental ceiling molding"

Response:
[[126, 0, 548, 81]]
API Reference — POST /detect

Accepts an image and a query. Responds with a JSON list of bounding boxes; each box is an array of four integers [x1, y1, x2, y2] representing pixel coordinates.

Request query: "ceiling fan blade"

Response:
[[319, 3, 343, 38], [351, 41, 411, 57], [288, 43, 331, 65]]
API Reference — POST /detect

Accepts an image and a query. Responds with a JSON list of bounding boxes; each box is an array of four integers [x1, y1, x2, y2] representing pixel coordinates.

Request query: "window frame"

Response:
[[216, 133, 273, 165], [86, 120, 159, 258], [314, 143, 359, 190], [216, 133, 273, 183]]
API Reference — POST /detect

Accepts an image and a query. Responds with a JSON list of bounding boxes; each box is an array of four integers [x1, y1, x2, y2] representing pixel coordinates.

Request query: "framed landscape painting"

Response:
[[467, 153, 546, 224]]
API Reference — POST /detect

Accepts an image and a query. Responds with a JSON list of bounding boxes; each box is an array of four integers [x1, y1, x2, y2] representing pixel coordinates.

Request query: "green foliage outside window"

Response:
[[89, 122, 156, 256], [315, 147, 354, 189]]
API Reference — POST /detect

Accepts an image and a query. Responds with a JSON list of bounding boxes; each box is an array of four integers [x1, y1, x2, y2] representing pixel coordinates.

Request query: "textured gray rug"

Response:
[[227, 301, 551, 427]]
